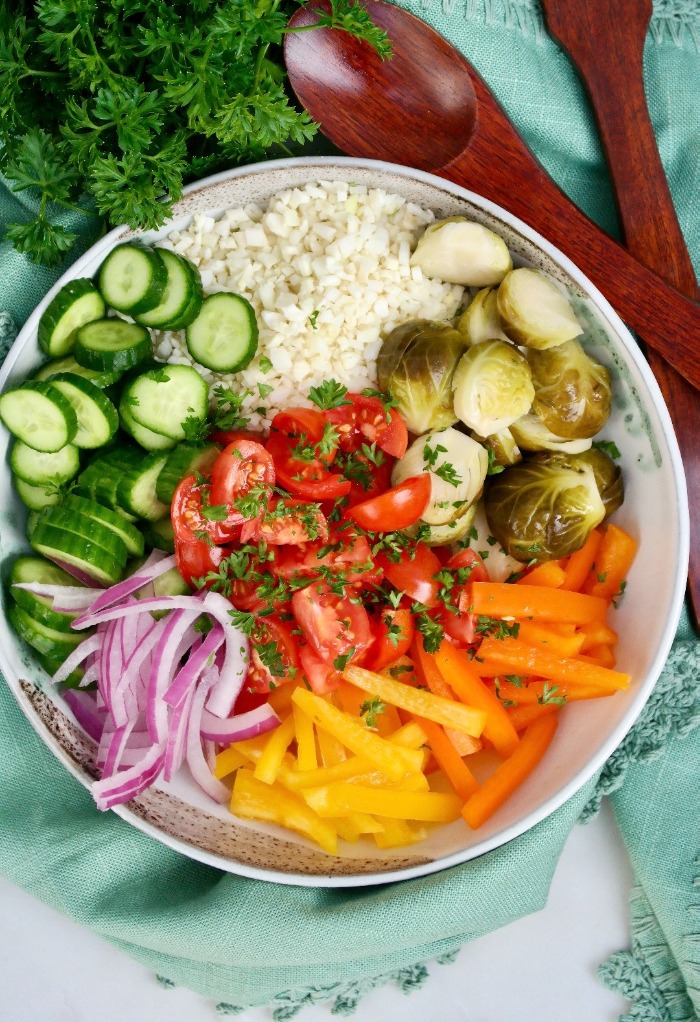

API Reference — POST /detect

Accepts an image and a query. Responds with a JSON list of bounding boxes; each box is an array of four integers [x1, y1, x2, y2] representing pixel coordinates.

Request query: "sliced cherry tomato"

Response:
[[240, 498, 329, 546], [291, 583, 372, 667], [366, 606, 415, 672], [338, 449, 394, 507], [208, 428, 262, 447], [227, 550, 286, 614], [268, 409, 351, 501], [209, 439, 275, 508], [246, 616, 300, 694], [375, 543, 443, 608], [298, 645, 343, 695], [327, 393, 408, 458], [440, 548, 491, 647], [446, 547, 491, 582], [174, 536, 227, 589], [171, 475, 240, 545], [275, 528, 380, 587], [345, 474, 431, 532]]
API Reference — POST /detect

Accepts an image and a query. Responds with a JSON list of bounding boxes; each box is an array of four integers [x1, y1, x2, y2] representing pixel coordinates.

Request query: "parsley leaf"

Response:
[[360, 696, 386, 728], [308, 379, 351, 410]]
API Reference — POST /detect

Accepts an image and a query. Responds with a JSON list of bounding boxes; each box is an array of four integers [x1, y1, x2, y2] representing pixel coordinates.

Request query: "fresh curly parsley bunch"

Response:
[[0, 0, 390, 267]]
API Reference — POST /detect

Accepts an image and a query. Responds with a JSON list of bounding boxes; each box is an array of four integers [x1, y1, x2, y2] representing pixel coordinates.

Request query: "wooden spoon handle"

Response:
[[440, 71, 700, 391], [541, 0, 700, 627]]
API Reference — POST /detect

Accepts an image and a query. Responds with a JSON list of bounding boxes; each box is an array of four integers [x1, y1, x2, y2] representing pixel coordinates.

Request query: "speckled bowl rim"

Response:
[[0, 156, 689, 887]]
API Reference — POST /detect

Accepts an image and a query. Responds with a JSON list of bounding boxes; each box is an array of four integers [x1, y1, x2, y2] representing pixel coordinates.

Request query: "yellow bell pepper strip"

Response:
[[462, 713, 559, 829], [303, 781, 463, 823], [433, 639, 520, 757], [214, 746, 248, 780], [292, 687, 424, 780], [336, 680, 403, 736], [343, 665, 487, 738], [316, 724, 347, 767], [413, 715, 480, 801], [412, 640, 483, 757], [231, 768, 338, 855], [293, 702, 318, 772], [476, 636, 631, 691], [286, 756, 378, 790], [373, 817, 428, 849], [469, 581, 607, 625], [387, 720, 429, 750], [253, 713, 296, 784]]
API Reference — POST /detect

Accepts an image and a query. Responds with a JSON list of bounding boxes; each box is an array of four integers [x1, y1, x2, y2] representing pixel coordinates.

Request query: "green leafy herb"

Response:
[[537, 683, 567, 706], [592, 439, 621, 460], [308, 309, 320, 329], [414, 611, 444, 654], [333, 647, 356, 672], [308, 379, 351, 410], [359, 696, 385, 728], [182, 414, 210, 442]]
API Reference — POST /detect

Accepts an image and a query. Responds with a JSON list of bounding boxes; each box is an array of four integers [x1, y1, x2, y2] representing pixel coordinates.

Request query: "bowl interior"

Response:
[[0, 158, 688, 886]]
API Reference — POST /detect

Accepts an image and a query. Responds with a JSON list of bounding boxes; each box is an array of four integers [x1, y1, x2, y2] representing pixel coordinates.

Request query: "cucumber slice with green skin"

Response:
[[15, 477, 63, 511], [124, 364, 209, 441], [61, 494, 145, 557], [0, 381, 78, 452], [33, 355, 124, 389], [11, 440, 80, 486], [74, 318, 152, 373], [133, 250, 203, 330], [97, 244, 168, 315], [9, 555, 83, 632], [9, 603, 86, 661], [30, 521, 126, 585], [185, 292, 258, 372], [155, 441, 222, 504], [116, 451, 170, 521], [119, 402, 178, 452], [35, 650, 87, 689], [48, 373, 119, 449], [139, 515, 175, 553], [74, 445, 144, 515], [38, 279, 106, 357], [31, 507, 130, 567]]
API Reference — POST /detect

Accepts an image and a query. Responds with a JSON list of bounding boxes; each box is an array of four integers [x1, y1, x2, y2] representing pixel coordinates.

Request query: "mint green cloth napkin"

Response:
[[1, 2, 699, 1018]]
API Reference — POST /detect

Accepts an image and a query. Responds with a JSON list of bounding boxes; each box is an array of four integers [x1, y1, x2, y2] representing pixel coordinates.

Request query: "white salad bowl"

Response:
[[0, 157, 689, 886]]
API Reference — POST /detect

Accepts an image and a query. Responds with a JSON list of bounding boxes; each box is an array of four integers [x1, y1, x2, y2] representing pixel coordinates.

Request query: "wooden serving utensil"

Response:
[[283, 0, 700, 393], [541, 0, 699, 627]]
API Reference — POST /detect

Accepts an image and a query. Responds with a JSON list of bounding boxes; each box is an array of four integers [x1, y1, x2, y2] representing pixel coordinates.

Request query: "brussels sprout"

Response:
[[510, 412, 593, 454], [469, 504, 525, 581], [497, 267, 584, 350], [406, 503, 478, 547], [471, 428, 523, 470], [410, 218, 513, 286], [484, 453, 606, 561], [542, 448, 624, 519], [377, 319, 467, 434], [391, 427, 488, 525], [457, 287, 511, 346], [527, 340, 612, 439], [452, 339, 535, 436]]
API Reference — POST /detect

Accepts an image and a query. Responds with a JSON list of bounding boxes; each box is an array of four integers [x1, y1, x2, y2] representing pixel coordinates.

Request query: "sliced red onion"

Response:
[[11, 582, 99, 612], [185, 673, 230, 805], [147, 611, 202, 743], [51, 633, 101, 685], [49, 557, 109, 588], [164, 624, 225, 708], [199, 703, 280, 743], [92, 745, 166, 812], [63, 689, 106, 743], [86, 552, 175, 615], [162, 685, 195, 783]]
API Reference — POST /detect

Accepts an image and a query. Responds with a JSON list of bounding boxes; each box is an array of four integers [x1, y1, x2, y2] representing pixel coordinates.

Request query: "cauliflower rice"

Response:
[[155, 180, 464, 430]]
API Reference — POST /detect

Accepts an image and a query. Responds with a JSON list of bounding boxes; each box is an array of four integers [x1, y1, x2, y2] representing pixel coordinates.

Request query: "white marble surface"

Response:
[[0, 800, 633, 1021]]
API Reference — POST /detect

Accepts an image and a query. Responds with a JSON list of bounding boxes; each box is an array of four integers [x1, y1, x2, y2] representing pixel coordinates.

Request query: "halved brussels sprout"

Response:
[[457, 286, 511, 346], [510, 412, 593, 453], [484, 453, 606, 561], [497, 267, 584, 350], [406, 503, 478, 547], [410, 218, 513, 286], [391, 427, 488, 526], [542, 448, 624, 519], [377, 319, 467, 434], [471, 427, 523, 470], [469, 503, 525, 581], [452, 339, 535, 436], [527, 339, 612, 439]]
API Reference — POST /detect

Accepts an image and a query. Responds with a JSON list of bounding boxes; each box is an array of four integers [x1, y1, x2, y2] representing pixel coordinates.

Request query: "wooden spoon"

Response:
[[283, 0, 700, 391], [540, 0, 699, 627]]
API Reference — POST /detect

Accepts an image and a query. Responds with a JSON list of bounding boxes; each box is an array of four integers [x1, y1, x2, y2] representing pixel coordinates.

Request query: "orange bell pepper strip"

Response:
[[505, 702, 559, 732], [582, 523, 638, 604], [432, 639, 520, 757], [577, 646, 618, 669], [515, 561, 566, 588], [578, 620, 618, 653], [412, 715, 480, 801], [462, 713, 559, 829], [477, 636, 630, 691], [469, 582, 607, 625], [560, 529, 603, 592], [412, 640, 483, 756], [515, 620, 586, 658], [486, 677, 616, 705]]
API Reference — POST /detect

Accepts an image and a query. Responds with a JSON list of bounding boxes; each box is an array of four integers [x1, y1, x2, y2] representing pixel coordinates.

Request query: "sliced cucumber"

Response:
[[0, 381, 78, 452], [48, 372, 119, 449], [30, 521, 126, 585], [154, 565, 191, 597], [97, 243, 168, 315], [31, 506, 130, 567], [139, 515, 175, 553], [38, 279, 106, 357], [134, 249, 203, 330], [61, 494, 145, 557], [11, 440, 80, 486], [74, 318, 152, 373], [9, 602, 85, 661], [119, 402, 178, 452], [35, 651, 87, 689], [185, 292, 258, 372], [116, 451, 170, 521], [155, 441, 221, 504], [123, 364, 208, 441], [15, 477, 64, 511], [9, 555, 83, 632], [34, 354, 124, 389], [74, 446, 144, 516]]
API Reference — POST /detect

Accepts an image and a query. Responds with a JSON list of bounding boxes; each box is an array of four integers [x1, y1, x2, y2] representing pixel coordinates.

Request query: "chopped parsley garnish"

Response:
[[434, 462, 462, 487], [258, 356, 273, 373], [414, 611, 444, 653], [182, 414, 210, 442], [360, 696, 385, 728], [308, 379, 351, 410], [592, 439, 621, 460], [537, 683, 567, 706], [333, 647, 356, 671], [423, 441, 447, 468], [212, 385, 251, 431], [475, 616, 520, 640], [308, 310, 320, 329]]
